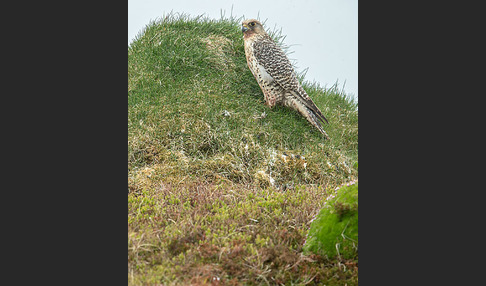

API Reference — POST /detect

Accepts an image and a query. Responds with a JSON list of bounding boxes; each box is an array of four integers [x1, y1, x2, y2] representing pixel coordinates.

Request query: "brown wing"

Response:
[[252, 36, 328, 124]]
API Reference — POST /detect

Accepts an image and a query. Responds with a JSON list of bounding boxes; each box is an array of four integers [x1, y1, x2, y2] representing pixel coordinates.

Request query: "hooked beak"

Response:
[[241, 25, 249, 32]]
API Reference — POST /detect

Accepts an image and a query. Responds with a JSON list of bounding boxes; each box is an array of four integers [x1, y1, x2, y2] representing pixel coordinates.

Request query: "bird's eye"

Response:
[[249, 22, 255, 27]]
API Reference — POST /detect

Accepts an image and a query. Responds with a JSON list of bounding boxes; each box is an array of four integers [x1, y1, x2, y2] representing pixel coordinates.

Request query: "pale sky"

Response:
[[128, 0, 358, 100]]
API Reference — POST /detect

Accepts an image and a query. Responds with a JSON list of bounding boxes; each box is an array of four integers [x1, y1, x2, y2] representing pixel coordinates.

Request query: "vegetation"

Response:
[[128, 13, 358, 285], [303, 181, 358, 259]]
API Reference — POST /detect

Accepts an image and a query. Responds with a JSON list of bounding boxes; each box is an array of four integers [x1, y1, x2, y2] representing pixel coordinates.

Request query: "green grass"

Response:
[[128, 13, 358, 285]]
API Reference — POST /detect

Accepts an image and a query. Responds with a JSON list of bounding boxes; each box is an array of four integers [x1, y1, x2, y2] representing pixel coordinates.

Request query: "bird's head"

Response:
[[241, 19, 265, 37]]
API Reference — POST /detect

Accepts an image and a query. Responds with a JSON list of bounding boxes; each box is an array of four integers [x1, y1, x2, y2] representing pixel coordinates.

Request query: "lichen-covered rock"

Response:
[[303, 180, 358, 259]]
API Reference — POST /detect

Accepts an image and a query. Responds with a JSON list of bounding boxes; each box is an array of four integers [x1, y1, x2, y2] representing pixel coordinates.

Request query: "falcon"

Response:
[[241, 19, 329, 139]]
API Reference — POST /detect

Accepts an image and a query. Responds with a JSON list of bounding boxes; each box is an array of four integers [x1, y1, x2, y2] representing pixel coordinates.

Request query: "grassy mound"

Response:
[[303, 181, 358, 259], [128, 13, 358, 285]]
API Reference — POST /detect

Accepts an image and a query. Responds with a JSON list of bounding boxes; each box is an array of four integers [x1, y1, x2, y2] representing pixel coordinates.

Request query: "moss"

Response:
[[303, 181, 358, 259]]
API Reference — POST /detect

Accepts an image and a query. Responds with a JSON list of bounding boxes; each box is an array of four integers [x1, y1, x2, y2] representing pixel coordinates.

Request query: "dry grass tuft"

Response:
[[200, 34, 236, 71]]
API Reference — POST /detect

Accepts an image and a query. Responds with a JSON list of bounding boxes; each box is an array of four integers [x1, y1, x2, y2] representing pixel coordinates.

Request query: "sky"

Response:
[[128, 0, 358, 100]]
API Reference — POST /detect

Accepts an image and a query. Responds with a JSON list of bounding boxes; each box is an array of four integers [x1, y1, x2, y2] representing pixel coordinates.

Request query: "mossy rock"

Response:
[[303, 181, 358, 259]]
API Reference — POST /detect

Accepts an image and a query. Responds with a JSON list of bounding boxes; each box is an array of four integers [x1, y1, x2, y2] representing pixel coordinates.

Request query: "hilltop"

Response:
[[128, 14, 358, 285]]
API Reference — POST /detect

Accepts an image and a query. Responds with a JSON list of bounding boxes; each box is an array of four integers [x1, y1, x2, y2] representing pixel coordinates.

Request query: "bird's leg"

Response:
[[264, 96, 277, 108]]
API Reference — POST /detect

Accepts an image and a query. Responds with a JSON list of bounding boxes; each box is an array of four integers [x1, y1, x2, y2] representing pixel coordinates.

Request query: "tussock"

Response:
[[128, 13, 358, 285]]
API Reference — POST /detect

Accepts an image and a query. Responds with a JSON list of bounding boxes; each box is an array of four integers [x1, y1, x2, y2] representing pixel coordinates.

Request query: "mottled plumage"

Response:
[[242, 19, 329, 139]]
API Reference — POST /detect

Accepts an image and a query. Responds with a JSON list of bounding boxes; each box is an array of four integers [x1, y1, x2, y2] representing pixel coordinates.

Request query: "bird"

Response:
[[241, 19, 329, 139]]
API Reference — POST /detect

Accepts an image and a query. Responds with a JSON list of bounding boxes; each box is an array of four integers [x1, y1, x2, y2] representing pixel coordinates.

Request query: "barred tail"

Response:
[[307, 107, 330, 139], [284, 95, 330, 139]]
